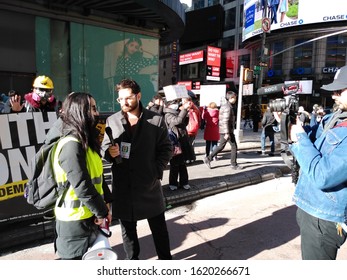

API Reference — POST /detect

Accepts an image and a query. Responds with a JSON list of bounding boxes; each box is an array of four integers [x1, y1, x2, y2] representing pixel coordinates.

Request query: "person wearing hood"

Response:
[[163, 97, 193, 191], [146, 93, 164, 115], [290, 65, 347, 259], [48, 92, 110, 260], [203, 91, 242, 170]]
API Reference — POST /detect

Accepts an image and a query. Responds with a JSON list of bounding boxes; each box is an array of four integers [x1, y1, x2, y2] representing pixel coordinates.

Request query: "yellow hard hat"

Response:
[[33, 75, 54, 89]]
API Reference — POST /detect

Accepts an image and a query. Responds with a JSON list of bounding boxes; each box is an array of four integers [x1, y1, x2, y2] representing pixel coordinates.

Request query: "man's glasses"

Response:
[[116, 94, 137, 103]]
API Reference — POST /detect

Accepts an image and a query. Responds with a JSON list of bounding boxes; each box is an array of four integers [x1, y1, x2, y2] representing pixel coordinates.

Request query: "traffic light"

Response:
[[243, 68, 253, 83]]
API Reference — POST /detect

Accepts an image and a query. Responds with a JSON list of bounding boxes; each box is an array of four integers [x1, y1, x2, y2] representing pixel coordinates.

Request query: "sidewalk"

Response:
[[102, 127, 289, 208], [0, 127, 291, 256], [152, 128, 289, 206]]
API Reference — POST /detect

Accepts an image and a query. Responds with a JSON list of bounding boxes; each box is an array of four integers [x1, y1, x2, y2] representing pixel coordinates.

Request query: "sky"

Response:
[[180, 0, 192, 7]]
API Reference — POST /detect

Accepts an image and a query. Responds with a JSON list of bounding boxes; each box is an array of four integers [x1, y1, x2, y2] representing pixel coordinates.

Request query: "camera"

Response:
[[261, 81, 301, 183]]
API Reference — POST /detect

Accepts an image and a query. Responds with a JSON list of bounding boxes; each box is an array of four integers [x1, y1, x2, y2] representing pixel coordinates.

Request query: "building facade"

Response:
[[0, 0, 185, 111], [171, 0, 347, 109]]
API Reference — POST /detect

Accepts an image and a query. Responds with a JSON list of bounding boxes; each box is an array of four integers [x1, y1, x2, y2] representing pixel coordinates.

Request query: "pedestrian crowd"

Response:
[[2, 66, 347, 261]]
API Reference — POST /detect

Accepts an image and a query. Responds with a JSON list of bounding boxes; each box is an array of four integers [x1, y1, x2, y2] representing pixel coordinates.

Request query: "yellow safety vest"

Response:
[[52, 136, 104, 221]]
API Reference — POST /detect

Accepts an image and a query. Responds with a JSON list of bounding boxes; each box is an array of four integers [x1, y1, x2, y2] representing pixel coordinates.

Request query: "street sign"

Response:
[[262, 18, 271, 33]]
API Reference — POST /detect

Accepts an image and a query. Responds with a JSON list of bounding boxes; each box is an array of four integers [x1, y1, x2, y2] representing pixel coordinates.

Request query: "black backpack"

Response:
[[24, 137, 75, 210]]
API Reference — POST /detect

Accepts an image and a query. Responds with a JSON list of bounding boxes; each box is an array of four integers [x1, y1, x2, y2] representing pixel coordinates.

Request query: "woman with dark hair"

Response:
[[49, 92, 110, 260], [115, 37, 158, 78]]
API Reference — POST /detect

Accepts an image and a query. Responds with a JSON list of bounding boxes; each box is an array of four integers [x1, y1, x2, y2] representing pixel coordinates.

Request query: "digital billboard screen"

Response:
[[242, 0, 347, 41]]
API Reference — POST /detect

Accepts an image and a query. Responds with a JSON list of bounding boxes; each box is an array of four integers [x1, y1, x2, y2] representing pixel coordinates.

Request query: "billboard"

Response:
[[242, 0, 347, 41]]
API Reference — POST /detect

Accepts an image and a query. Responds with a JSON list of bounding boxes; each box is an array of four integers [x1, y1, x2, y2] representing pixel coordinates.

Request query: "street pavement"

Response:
[[2, 127, 346, 259]]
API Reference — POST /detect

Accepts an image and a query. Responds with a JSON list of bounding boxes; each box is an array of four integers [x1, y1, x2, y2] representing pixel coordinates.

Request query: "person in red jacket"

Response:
[[202, 102, 220, 160]]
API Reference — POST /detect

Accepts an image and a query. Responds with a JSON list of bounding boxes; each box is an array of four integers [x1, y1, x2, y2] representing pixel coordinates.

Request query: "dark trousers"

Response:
[[169, 161, 189, 187], [119, 212, 172, 260], [296, 207, 347, 259], [208, 133, 238, 165], [188, 135, 196, 161], [205, 140, 218, 156]]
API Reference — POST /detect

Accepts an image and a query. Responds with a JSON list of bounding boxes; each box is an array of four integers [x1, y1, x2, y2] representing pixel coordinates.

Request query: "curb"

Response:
[[165, 165, 287, 206]]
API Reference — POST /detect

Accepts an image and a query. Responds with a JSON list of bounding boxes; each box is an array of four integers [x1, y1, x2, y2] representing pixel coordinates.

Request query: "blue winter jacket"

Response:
[[290, 113, 347, 223]]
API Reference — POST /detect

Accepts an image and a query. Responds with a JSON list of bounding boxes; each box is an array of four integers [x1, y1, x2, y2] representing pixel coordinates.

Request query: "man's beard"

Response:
[[121, 100, 139, 113]]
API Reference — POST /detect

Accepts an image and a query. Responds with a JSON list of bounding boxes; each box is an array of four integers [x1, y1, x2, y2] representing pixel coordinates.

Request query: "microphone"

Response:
[[105, 127, 122, 164]]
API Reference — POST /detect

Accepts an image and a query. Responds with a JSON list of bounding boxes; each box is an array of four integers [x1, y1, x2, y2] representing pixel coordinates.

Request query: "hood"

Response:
[[44, 118, 63, 145], [163, 107, 179, 115]]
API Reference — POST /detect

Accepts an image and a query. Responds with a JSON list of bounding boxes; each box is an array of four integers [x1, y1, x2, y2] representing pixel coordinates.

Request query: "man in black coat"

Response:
[[101, 79, 173, 260], [203, 91, 242, 170]]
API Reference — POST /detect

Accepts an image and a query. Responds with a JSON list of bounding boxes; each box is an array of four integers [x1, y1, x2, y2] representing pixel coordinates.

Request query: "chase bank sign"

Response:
[[322, 67, 340, 74]]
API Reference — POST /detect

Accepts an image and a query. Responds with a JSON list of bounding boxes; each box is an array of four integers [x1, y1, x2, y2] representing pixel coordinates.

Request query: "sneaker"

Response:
[[182, 184, 191, 190], [231, 165, 243, 170], [261, 151, 266, 156], [203, 157, 211, 169], [169, 185, 178, 191], [213, 157, 218, 161]]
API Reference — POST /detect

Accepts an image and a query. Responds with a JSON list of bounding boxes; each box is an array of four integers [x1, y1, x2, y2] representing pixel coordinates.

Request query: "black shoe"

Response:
[[231, 165, 243, 170], [268, 153, 275, 156], [203, 157, 211, 169]]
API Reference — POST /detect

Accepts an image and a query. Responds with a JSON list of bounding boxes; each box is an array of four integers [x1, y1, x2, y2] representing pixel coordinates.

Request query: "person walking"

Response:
[[289, 65, 347, 259], [203, 91, 242, 170], [260, 107, 276, 156], [163, 98, 192, 190], [101, 79, 173, 260], [202, 102, 219, 159], [50, 92, 110, 260]]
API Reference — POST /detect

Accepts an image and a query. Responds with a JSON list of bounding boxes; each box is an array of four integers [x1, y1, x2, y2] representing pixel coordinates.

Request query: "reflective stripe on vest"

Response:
[[53, 136, 104, 221]]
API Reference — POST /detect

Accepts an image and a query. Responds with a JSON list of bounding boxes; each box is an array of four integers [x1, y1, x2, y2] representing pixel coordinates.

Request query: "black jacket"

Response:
[[101, 103, 172, 221]]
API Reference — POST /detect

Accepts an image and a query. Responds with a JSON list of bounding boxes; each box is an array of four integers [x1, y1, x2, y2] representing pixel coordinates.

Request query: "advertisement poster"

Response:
[[242, 0, 347, 41]]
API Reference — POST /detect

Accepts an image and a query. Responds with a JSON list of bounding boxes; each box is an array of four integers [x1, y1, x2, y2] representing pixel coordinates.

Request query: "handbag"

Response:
[[168, 128, 182, 156]]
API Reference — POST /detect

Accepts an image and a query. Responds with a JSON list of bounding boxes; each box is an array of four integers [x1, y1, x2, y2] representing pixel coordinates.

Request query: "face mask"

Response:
[[170, 104, 179, 110], [93, 115, 100, 128]]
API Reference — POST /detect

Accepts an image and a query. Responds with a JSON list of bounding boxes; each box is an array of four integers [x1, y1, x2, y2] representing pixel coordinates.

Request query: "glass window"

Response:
[[221, 36, 235, 50], [224, 7, 236, 30], [208, 0, 220, 6], [271, 42, 283, 71], [181, 63, 200, 80], [326, 35, 347, 68], [293, 39, 313, 69]]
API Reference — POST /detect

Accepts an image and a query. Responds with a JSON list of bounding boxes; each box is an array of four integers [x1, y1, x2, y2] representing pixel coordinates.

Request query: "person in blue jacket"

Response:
[[289, 65, 347, 259]]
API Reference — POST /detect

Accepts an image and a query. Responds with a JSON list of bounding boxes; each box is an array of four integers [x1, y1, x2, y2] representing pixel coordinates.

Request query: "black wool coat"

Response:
[[101, 104, 172, 221]]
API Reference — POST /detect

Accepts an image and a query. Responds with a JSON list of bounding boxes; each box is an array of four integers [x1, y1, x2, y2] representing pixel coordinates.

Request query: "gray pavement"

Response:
[[160, 127, 291, 206], [0, 126, 293, 259]]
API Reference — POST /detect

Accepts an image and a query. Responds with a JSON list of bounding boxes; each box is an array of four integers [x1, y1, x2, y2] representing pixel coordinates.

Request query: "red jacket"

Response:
[[202, 108, 220, 141]]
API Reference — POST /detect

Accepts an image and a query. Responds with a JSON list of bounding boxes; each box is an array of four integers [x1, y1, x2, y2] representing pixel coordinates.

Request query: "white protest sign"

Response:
[[163, 85, 189, 101], [199, 84, 226, 107]]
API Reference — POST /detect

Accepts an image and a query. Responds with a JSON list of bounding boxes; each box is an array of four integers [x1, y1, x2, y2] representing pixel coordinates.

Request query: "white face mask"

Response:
[[169, 104, 179, 110]]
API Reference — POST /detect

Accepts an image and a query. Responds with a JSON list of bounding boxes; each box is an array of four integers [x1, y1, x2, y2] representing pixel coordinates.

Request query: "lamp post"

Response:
[[235, 65, 244, 144], [257, 1, 270, 90]]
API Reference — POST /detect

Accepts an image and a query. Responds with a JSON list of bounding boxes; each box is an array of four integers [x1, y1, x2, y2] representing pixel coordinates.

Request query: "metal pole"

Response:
[[258, 1, 268, 90], [235, 65, 244, 144]]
